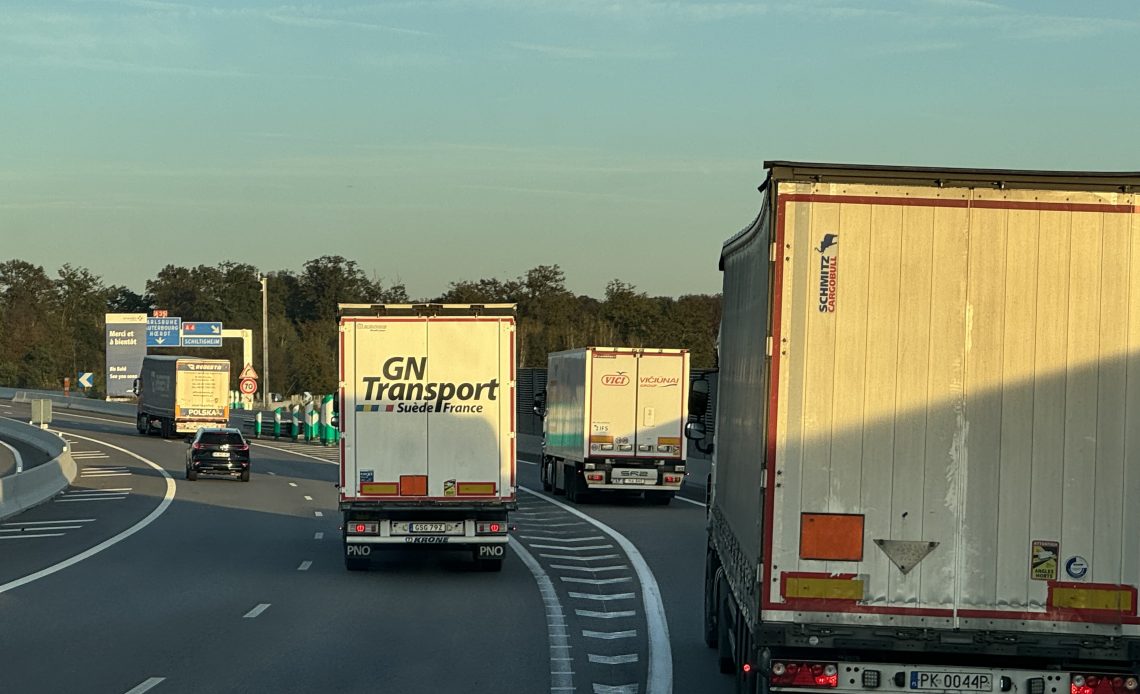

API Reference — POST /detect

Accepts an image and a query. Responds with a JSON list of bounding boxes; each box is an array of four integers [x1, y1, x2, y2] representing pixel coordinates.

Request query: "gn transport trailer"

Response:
[[538, 347, 690, 505], [338, 304, 517, 571], [689, 161, 1140, 693], [135, 355, 231, 438]]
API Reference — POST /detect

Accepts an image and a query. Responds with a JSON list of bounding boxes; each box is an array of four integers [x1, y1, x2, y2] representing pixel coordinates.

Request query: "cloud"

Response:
[[508, 41, 669, 60]]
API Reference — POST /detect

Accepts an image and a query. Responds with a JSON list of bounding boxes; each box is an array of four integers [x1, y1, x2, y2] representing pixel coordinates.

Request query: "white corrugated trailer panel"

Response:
[[767, 182, 1140, 634], [340, 313, 515, 501]]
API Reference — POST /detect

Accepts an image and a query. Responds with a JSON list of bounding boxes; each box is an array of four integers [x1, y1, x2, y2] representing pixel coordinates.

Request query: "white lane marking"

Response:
[[267, 471, 277, 476], [522, 487, 672, 694], [0, 432, 176, 595], [250, 442, 336, 465], [0, 533, 66, 539], [539, 554, 621, 562], [124, 676, 166, 694], [583, 629, 638, 640], [510, 537, 575, 694], [314, 532, 324, 540], [243, 603, 271, 619], [589, 654, 639, 665], [297, 561, 312, 571], [2, 519, 96, 525], [304, 495, 313, 501], [576, 610, 637, 619], [538, 522, 588, 528], [675, 496, 705, 507], [314, 511, 323, 517], [63, 490, 131, 496], [0, 525, 84, 532], [550, 565, 628, 573], [81, 473, 132, 478], [68, 488, 132, 492], [529, 543, 614, 551], [288, 482, 298, 487], [594, 685, 639, 694], [568, 592, 636, 602], [562, 576, 633, 586], [521, 535, 605, 543], [55, 497, 127, 503]]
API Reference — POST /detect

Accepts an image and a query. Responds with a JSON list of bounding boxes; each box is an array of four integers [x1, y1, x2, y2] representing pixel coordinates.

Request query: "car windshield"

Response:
[[199, 432, 244, 445]]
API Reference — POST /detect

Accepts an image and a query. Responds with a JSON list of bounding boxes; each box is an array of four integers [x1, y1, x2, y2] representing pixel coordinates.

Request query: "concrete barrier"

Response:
[[0, 419, 77, 522], [1, 387, 136, 420]]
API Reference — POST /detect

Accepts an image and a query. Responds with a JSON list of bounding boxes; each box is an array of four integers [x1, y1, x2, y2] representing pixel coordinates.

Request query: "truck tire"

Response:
[[136, 414, 147, 435], [476, 557, 504, 572], [541, 459, 553, 492], [646, 491, 674, 505], [159, 418, 172, 439], [345, 555, 369, 571], [717, 575, 735, 674], [704, 549, 720, 648]]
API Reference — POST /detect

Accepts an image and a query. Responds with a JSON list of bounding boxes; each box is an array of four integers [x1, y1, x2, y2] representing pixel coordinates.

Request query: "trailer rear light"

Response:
[[347, 521, 378, 535], [657, 445, 673, 452], [862, 670, 881, 689], [1027, 678, 1046, 694], [1071, 674, 1139, 694], [663, 474, 683, 485], [586, 473, 604, 482], [618, 444, 633, 452], [743, 663, 752, 674], [476, 521, 507, 534], [601, 444, 614, 451], [638, 445, 652, 452], [770, 662, 838, 688]]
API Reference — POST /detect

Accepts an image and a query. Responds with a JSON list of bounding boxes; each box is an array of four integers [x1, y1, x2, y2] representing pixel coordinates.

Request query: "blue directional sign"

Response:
[[147, 316, 182, 347], [181, 321, 223, 347], [78, 372, 94, 388]]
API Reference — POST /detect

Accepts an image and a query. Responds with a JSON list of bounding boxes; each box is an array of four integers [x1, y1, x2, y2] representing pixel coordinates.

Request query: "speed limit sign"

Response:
[[239, 378, 258, 395]]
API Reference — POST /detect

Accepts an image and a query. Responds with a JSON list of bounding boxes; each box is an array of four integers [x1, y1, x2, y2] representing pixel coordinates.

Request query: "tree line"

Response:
[[0, 257, 720, 396]]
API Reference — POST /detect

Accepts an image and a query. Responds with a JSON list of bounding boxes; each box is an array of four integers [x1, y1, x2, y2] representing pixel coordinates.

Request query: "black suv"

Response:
[[186, 428, 251, 482]]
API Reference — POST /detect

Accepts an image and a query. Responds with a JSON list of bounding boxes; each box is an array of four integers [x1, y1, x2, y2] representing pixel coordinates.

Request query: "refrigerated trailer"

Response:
[[690, 161, 1140, 693], [338, 304, 517, 572], [539, 347, 690, 504], [134, 355, 230, 438]]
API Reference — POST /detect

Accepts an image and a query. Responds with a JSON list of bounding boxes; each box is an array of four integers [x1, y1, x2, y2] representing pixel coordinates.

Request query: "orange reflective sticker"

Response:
[[399, 475, 428, 496], [800, 513, 865, 561]]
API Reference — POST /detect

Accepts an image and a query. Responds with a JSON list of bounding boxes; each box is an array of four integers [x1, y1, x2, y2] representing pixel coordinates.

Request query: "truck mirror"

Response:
[[689, 378, 710, 417], [132, 378, 140, 396], [533, 390, 547, 418], [685, 420, 706, 441]]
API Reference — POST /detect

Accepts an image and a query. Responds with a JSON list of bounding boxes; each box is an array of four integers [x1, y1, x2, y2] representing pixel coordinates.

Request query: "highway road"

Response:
[[0, 403, 731, 694]]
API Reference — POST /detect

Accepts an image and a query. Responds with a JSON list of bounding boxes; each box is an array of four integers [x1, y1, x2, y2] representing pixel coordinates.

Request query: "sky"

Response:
[[2, 0, 1139, 300]]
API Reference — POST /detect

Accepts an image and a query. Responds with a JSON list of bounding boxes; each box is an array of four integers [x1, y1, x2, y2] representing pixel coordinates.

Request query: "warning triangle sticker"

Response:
[[874, 539, 940, 576]]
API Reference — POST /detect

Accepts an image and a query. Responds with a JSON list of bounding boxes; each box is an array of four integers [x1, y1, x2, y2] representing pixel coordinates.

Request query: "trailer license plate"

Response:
[[622, 478, 652, 485], [910, 671, 992, 691], [411, 523, 448, 533]]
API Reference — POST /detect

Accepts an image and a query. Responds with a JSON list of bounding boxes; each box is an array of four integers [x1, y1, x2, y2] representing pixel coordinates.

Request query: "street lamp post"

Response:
[[260, 275, 270, 410]]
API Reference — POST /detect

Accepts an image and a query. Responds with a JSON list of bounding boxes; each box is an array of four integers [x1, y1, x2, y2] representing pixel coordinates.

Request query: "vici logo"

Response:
[[601, 373, 630, 386]]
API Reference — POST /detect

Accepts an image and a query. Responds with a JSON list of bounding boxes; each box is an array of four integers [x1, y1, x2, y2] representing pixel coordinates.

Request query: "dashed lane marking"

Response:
[[561, 576, 634, 586], [288, 482, 298, 487], [589, 654, 639, 665], [314, 511, 324, 517], [583, 629, 638, 640], [297, 561, 312, 571], [243, 603, 271, 619], [550, 565, 628, 574], [593, 684, 639, 694], [529, 544, 614, 552], [521, 535, 606, 543], [314, 532, 324, 540], [576, 610, 636, 619], [539, 554, 621, 562], [304, 495, 313, 501], [568, 592, 636, 602], [123, 677, 166, 694]]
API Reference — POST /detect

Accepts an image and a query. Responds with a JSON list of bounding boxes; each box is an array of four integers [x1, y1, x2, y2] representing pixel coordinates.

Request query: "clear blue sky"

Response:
[[2, 1, 1138, 299]]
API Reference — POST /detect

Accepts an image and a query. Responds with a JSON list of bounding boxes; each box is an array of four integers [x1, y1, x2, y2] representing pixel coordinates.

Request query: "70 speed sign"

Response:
[[239, 378, 258, 395]]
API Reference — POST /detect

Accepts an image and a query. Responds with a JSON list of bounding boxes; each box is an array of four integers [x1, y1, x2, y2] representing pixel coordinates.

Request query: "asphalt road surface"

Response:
[[0, 404, 731, 694]]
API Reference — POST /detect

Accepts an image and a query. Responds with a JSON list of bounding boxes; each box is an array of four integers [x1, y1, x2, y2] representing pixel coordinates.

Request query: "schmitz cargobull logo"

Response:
[[359, 356, 499, 414], [601, 373, 630, 386], [817, 233, 838, 313]]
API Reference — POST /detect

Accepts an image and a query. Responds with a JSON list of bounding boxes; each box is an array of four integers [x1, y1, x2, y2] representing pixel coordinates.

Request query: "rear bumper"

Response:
[[346, 536, 509, 546], [190, 458, 249, 472], [584, 482, 682, 491]]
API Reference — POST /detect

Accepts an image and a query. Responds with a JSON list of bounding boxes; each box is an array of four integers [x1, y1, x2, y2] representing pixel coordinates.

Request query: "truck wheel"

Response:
[[159, 418, 171, 439], [136, 414, 147, 435], [717, 576, 735, 674], [345, 556, 369, 571], [541, 459, 553, 492], [704, 550, 720, 648], [646, 491, 674, 505], [476, 557, 504, 572]]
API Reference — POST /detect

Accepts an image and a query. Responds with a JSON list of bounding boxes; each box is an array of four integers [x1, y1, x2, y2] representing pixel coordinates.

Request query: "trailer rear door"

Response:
[[633, 351, 688, 459], [589, 350, 638, 457]]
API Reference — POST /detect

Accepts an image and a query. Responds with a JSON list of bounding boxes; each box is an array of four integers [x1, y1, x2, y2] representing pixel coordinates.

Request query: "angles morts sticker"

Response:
[[1031, 540, 1059, 581]]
